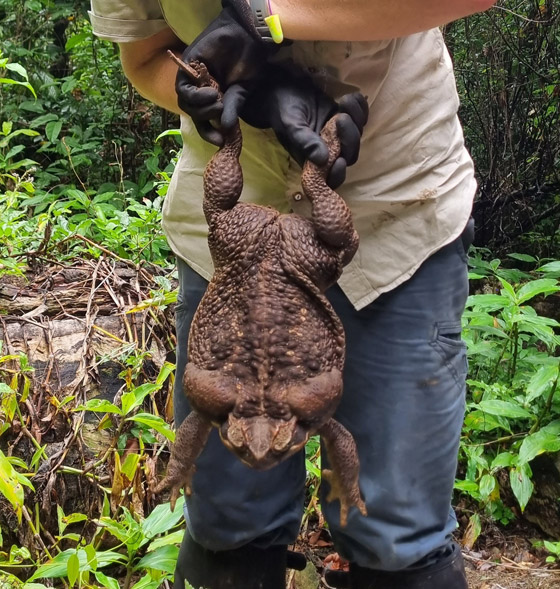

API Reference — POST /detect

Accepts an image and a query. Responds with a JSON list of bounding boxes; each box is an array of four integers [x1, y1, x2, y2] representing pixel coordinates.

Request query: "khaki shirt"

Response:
[[90, 0, 476, 310]]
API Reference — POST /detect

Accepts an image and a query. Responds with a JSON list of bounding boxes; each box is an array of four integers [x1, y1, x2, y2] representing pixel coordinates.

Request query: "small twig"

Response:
[[166, 50, 201, 82]]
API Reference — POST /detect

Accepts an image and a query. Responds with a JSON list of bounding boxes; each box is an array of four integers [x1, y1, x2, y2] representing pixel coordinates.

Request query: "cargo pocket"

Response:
[[431, 321, 468, 389]]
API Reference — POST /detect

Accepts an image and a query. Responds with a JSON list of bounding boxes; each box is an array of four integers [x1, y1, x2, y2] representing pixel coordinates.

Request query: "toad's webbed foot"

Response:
[[155, 411, 212, 510], [319, 418, 367, 527]]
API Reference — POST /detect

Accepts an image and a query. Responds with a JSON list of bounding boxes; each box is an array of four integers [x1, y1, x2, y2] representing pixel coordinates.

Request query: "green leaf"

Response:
[[516, 279, 559, 305], [146, 529, 184, 552], [499, 278, 517, 302], [538, 261, 560, 277], [127, 413, 175, 441], [121, 452, 140, 481], [476, 400, 533, 420], [518, 421, 560, 464], [135, 544, 179, 574], [156, 129, 181, 141], [6, 62, 28, 79], [121, 383, 159, 415], [130, 574, 164, 589], [463, 410, 510, 432], [466, 293, 510, 312], [141, 497, 185, 539], [94, 571, 120, 589], [65, 32, 89, 51], [0, 451, 27, 521], [156, 361, 175, 386], [479, 473, 496, 498], [454, 479, 479, 494], [78, 398, 122, 415], [29, 548, 125, 580], [507, 253, 537, 263], [491, 452, 516, 470], [509, 464, 534, 512], [526, 364, 559, 404], [66, 552, 80, 587], [45, 120, 63, 143], [543, 541, 560, 557]]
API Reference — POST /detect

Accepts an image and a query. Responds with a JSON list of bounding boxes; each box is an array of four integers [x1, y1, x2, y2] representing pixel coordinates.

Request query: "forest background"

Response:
[[0, 0, 559, 587]]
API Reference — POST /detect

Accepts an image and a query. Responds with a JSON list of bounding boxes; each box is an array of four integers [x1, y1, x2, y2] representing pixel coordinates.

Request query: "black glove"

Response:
[[231, 65, 369, 189], [176, 0, 278, 146]]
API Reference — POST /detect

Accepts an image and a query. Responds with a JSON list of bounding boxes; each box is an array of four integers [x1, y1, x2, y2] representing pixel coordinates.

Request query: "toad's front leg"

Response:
[[319, 418, 367, 527], [155, 411, 212, 510]]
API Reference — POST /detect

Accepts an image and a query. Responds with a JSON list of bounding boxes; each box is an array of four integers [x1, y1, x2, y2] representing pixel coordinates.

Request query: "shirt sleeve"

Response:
[[89, 0, 169, 42]]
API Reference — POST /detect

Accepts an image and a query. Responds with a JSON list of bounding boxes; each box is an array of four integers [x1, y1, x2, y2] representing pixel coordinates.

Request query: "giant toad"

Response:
[[157, 62, 366, 526]]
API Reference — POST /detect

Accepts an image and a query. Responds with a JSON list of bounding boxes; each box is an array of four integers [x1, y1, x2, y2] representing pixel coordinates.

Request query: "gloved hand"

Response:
[[229, 65, 369, 189], [176, 0, 279, 146]]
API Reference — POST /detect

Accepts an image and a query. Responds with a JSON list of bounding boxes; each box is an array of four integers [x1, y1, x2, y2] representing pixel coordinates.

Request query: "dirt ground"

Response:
[[465, 560, 560, 589], [290, 520, 560, 589]]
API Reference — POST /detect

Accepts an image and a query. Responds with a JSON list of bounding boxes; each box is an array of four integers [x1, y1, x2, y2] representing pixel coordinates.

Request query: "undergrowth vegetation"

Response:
[[0, 0, 559, 587]]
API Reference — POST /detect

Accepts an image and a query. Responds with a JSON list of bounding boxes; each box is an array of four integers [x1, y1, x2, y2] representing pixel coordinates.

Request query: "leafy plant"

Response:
[[456, 254, 560, 538]]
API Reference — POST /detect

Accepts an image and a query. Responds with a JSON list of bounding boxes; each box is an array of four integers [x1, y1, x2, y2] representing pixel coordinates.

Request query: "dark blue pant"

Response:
[[173, 226, 470, 571]]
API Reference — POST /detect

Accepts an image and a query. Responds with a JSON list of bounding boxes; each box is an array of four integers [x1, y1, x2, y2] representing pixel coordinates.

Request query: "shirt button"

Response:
[[293, 192, 303, 201]]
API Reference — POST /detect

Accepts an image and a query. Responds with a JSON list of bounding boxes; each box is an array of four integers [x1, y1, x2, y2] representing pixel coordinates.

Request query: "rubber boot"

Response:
[[174, 531, 305, 589], [350, 543, 468, 589], [325, 543, 468, 589]]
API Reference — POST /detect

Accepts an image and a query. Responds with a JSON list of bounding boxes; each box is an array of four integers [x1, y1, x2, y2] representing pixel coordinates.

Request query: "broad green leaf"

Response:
[[45, 120, 62, 143], [78, 398, 122, 415], [464, 410, 511, 433], [518, 421, 560, 464], [466, 294, 509, 311], [66, 552, 80, 587], [516, 279, 559, 305], [29, 549, 125, 580], [507, 253, 537, 263], [0, 451, 27, 521], [526, 364, 559, 404], [156, 129, 181, 141], [135, 544, 179, 574], [156, 361, 175, 386], [63, 513, 88, 526], [127, 413, 175, 441], [5, 62, 28, 79], [65, 32, 89, 51], [121, 452, 140, 481], [141, 497, 185, 539], [538, 261, 560, 277], [130, 574, 164, 589], [147, 529, 184, 552], [84, 543, 97, 572], [479, 473, 496, 498], [476, 400, 532, 420], [509, 464, 534, 512], [543, 541, 560, 557], [94, 571, 120, 589], [499, 278, 517, 302], [491, 452, 516, 470], [454, 480, 479, 495], [121, 383, 159, 415], [466, 324, 509, 339]]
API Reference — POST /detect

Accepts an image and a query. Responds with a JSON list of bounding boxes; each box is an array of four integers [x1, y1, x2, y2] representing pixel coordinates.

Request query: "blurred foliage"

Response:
[[445, 0, 560, 257]]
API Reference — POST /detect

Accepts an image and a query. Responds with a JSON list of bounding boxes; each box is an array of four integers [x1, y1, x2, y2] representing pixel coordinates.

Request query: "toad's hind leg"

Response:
[[203, 124, 243, 226], [302, 116, 359, 265], [319, 418, 367, 527], [155, 411, 212, 510]]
